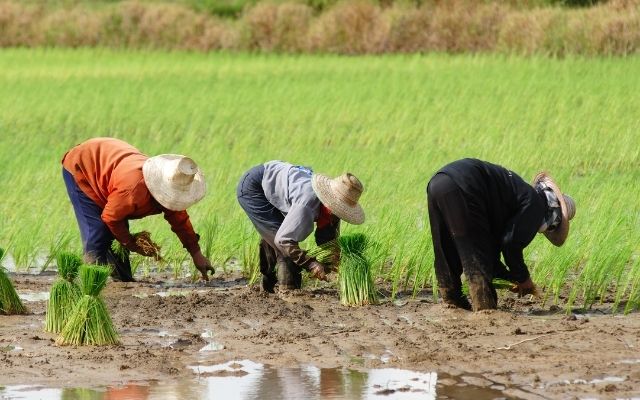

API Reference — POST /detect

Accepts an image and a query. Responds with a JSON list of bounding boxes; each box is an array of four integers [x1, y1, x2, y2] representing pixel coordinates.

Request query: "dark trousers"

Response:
[[427, 173, 497, 309], [236, 165, 301, 290], [62, 168, 134, 282]]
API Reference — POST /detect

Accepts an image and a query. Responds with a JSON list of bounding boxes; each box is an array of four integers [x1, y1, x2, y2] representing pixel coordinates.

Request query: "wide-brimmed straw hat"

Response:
[[142, 154, 206, 211], [532, 172, 576, 247], [312, 172, 365, 225]]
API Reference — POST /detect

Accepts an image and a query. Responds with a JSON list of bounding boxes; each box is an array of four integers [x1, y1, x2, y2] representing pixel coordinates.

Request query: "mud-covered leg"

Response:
[[467, 273, 497, 311], [259, 239, 278, 293], [277, 256, 302, 290], [427, 174, 471, 310]]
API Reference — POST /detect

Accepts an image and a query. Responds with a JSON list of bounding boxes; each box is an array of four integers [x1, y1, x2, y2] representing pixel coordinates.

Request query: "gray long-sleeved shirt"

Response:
[[262, 161, 339, 267]]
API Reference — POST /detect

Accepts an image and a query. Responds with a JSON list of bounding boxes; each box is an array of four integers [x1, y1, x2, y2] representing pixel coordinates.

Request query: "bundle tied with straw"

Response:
[[56, 264, 119, 346], [311, 233, 378, 306], [0, 247, 27, 315], [45, 252, 82, 333]]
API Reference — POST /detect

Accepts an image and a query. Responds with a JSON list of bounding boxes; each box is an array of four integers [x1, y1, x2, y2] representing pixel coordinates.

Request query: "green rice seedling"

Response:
[[0, 247, 27, 315], [312, 234, 378, 306], [1, 50, 639, 311], [461, 278, 517, 297], [45, 252, 82, 333], [56, 265, 119, 346]]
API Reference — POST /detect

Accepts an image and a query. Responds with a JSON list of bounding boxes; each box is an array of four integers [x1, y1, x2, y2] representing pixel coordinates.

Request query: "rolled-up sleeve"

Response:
[[164, 210, 201, 255], [274, 204, 316, 268]]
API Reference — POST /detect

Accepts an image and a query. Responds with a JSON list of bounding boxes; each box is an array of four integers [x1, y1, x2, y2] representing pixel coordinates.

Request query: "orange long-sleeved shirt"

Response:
[[62, 138, 200, 254]]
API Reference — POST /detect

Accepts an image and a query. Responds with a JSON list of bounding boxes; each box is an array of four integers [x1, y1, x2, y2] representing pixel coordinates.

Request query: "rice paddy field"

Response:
[[1, 48, 639, 312]]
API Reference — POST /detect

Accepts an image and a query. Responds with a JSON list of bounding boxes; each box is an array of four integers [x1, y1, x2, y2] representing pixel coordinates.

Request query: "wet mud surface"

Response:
[[1, 273, 639, 399]]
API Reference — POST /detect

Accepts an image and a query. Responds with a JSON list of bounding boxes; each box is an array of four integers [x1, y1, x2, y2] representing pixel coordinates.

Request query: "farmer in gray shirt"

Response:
[[237, 161, 365, 291]]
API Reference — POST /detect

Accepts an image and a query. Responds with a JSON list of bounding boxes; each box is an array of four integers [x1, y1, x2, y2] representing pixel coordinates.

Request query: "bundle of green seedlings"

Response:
[[311, 233, 378, 306], [56, 264, 119, 346], [45, 252, 82, 333], [112, 231, 162, 261], [0, 247, 27, 315]]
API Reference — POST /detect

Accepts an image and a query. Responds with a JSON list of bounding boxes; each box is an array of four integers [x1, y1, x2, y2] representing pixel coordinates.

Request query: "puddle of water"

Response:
[[0, 345, 23, 353], [199, 329, 224, 352], [155, 289, 209, 298], [543, 375, 627, 389], [199, 342, 225, 352], [0, 360, 527, 400], [18, 291, 49, 302]]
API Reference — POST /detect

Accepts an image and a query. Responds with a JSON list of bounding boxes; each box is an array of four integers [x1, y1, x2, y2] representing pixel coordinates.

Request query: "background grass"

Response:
[[0, 49, 638, 310]]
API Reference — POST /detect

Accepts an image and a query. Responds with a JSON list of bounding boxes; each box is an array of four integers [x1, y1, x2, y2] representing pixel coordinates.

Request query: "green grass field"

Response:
[[0, 49, 638, 311]]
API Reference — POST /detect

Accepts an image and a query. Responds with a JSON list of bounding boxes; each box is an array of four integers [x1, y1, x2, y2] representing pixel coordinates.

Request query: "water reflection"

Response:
[[0, 361, 516, 400]]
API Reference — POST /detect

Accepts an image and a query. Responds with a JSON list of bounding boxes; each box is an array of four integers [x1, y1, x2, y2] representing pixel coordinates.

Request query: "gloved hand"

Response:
[[308, 260, 329, 282], [193, 250, 215, 281], [509, 277, 538, 297]]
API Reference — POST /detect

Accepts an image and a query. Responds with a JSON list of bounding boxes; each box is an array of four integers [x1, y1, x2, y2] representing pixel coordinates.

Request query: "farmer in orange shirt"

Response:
[[61, 138, 214, 282]]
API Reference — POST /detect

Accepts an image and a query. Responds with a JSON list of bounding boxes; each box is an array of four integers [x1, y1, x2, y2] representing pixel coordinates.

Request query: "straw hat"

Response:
[[142, 154, 206, 211], [532, 172, 576, 247], [312, 173, 365, 225]]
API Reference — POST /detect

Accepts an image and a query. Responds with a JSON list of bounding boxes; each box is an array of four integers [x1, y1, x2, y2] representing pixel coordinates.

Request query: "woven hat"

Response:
[[312, 173, 365, 225], [142, 154, 206, 211], [532, 172, 576, 247]]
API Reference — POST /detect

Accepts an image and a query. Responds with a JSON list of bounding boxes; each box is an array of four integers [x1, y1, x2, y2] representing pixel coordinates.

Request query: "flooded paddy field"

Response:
[[1, 273, 639, 399]]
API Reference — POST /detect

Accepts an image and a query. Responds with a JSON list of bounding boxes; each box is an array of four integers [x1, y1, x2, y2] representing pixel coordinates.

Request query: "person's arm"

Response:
[[164, 210, 214, 280], [501, 197, 541, 283], [101, 190, 136, 248], [163, 210, 200, 255], [274, 204, 317, 268]]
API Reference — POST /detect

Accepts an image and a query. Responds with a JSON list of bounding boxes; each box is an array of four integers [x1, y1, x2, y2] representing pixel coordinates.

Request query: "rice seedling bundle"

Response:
[[312, 234, 378, 306], [45, 252, 82, 333], [112, 231, 161, 260], [0, 247, 27, 315], [56, 265, 119, 345]]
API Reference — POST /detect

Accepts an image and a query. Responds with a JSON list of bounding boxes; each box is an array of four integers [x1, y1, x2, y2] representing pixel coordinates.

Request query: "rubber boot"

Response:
[[277, 256, 302, 290], [259, 239, 278, 293], [439, 287, 472, 311], [467, 274, 497, 311]]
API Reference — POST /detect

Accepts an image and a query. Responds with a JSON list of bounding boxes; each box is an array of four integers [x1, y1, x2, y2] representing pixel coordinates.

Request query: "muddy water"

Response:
[[0, 360, 522, 399]]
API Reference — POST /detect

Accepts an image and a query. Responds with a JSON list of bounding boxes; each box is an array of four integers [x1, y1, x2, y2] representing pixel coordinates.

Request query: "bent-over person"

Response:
[[62, 137, 214, 282], [426, 158, 576, 311], [237, 161, 365, 292]]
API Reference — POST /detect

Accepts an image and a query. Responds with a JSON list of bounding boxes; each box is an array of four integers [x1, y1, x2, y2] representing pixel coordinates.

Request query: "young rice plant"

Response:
[[45, 252, 82, 333], [56, 265, 119, 346]]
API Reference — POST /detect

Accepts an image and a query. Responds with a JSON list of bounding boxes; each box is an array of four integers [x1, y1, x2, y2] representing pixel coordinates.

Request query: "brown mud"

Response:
[[1, 273, 639, 399]]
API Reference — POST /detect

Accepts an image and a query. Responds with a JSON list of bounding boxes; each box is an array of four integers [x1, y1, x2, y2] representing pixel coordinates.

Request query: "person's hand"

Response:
[[192, 250, 215, 281], [126, 242, 160, 260], [509, 277, 538, 297], [308, 260, 329, 282]]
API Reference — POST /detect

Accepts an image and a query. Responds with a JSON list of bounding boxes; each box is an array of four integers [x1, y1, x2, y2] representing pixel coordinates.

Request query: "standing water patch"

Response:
[[0, 361, 528, 399]]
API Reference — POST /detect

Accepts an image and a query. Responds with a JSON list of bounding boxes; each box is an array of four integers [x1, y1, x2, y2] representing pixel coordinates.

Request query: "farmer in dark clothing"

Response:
[[237, 161, 365, 292], [427, 158, 576, 311], [62, 138, 215, 282]]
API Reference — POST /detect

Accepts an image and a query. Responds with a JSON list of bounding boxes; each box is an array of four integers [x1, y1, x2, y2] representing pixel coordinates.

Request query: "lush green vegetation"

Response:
[[0, 49, 638, 311]]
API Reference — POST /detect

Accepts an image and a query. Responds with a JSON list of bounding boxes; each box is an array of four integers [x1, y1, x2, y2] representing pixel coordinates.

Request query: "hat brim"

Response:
[[312, 174, 365, 225], [532, 172, 569, 247], [143, 155, 206, 211]]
